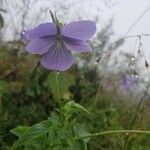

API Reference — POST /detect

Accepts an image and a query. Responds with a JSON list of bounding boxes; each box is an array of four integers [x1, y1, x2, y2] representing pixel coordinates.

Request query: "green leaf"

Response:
[[11, 120, 51, 148], [64, 101, 91, 120], [0, 80, 7, 96], [46, 72, 75, 101], [48, 111, 61, 127], [10, 126, 30, 137], [67, 140, 82, 150], [73, 123, 91, 142]]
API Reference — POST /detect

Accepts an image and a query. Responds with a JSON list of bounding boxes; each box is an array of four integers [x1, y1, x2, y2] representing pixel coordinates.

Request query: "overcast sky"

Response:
[[113, 0, 150, 36], [111, 0, 150, 60], [2, 0, 150, 61]]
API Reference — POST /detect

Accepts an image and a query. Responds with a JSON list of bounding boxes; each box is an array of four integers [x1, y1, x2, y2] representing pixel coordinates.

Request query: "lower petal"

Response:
[[40, 44, 74, 71], [26, 37, 55, 54], [63, 39, 92, 52]]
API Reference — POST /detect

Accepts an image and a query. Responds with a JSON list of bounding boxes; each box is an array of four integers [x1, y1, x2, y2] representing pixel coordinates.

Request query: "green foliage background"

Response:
[[0, 42, 150, 149], [0, 13, 150, 149]]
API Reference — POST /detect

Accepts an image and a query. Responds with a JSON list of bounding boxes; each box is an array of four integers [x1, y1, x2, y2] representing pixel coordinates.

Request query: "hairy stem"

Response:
[[84, 141, 88, 150], [55, 73, 61, 103], [75, 130, 150, 140], [55, 72, 63, 121]]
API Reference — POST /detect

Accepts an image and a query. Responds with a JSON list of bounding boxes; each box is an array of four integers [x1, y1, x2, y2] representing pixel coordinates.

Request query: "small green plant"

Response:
[[10, 101, 91, 150]]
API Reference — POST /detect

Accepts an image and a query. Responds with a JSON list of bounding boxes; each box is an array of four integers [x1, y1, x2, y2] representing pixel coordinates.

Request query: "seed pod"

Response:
[[145, 60, 149, 68]]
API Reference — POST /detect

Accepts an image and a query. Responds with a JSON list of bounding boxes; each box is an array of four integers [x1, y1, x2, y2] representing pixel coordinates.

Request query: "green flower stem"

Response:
[[0, 97, 2, 115], [55, 73, 61, 103], [84, 141, 88, 150], [55, 72, 63, 121], [75, 130, 150, 140]]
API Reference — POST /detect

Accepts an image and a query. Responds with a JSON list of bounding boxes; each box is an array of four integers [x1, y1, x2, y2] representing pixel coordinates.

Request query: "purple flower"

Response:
[[23, 21, 96, 71], [122, 75, 137, 91]]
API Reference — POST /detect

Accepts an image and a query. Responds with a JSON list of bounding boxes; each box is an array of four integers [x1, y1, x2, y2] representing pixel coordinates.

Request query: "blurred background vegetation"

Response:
[[0, 0, 150, 149]]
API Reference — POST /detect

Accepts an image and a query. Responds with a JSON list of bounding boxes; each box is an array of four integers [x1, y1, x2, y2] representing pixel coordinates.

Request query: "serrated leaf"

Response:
[[10, 126, 30, 137], [11, 120, 51, 148], [49, 111, 61, 127], [73, 123, 91, 142]]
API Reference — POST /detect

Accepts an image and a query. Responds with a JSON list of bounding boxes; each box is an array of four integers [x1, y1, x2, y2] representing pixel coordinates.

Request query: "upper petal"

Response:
[[61, 20, 96, 41], [63, 38, 92, 52], [24, 23, 57, 40], [41, 44, 74, 71], [26, 37, 55, 54]]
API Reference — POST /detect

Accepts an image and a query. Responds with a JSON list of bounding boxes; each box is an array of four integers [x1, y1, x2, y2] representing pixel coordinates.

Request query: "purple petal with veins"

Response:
[[24, 23, 57, 40], [26, 37, 55, 54], [41, 44, 74, 71], [61, 20, 96, 41], [24, 20, 96, 71], [63, 38, 92, 52]]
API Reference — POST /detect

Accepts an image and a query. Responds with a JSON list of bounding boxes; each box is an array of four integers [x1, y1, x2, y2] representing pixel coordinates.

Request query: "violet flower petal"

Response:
[[61, 20, 96, 41], [41, 44, 74, 71], [123, 75, 137, 91], [63, 38, 92, 52], [26, 37, 55, 54], [24, 23, 57, 40]]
